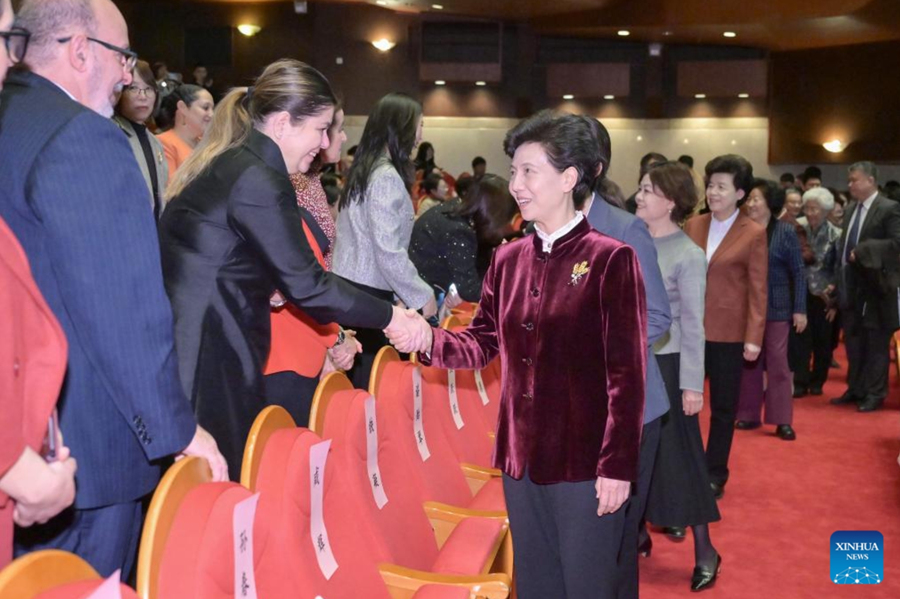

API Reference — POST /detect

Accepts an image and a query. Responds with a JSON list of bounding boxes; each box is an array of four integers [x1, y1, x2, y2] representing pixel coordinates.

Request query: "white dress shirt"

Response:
[[535, 212, 584, 254], [706, 208, 740, 262]]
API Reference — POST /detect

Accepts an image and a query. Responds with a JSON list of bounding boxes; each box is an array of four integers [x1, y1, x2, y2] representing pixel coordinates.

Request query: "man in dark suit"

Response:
[[831, 162, 900, 412], [578, 117, 672, 599], [0, 0, 226, 577]]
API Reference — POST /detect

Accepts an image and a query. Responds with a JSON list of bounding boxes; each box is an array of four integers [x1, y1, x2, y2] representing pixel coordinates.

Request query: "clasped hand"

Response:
[[384, 305, 433, 354]]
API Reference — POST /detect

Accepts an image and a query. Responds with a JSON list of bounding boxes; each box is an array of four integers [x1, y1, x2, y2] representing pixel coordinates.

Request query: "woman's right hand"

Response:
[[682, 390, 704, 416], [13, 456, 77, 527]]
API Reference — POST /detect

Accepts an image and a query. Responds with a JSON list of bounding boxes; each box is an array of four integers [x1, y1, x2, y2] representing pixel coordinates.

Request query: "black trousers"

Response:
[[617, 418, 661, 599], [503, 471, 629, 599], [341, 281, 394, 390], [794, 293, 835, 390], [843, 310, 893, 401], [262, 371, 319, 427], [704, 341, 745, 486]]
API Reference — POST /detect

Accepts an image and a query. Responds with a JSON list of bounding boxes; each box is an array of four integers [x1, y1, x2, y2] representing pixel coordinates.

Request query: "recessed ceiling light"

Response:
[[432, 3, 443, 9], [723, 31, 737, 38], [604, 94, 615, 100], [636, 135, 643, 141], [618, 30, 630, 37], [237, 24, 261, 37], [738, 93, 750, 99], [376, 0, 387, 5], [562, 94, 574, 100], [683, 138, 690, 144], [663, 31, 673, 36], [435, 80, 446, 86], [371, 38, 396, 52], [475, 81, 486, 86], [694, 93, 706, 99], [823, 139, 845, 153], [731, 140, 737, 145]]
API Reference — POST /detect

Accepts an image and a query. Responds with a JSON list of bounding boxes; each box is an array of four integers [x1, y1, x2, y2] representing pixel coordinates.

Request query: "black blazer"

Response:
[[840, 193, 900, 330], [0, 70, 198, 507], [159, 128, 393, 479]]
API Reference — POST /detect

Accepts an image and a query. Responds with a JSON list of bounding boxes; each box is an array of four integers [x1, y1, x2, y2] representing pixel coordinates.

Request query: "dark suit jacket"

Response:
[[586, 195, 672, 425], [0, 70, 197, 508], [685, 212, 768, 346], [423, 220, 647, 484], [840, 193, 900, 331], [159, 128, 394, 480]]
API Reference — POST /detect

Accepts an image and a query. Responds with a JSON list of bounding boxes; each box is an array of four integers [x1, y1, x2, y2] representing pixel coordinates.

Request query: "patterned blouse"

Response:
[[802, 220, 842, 296], [290, 171, 336, 270]]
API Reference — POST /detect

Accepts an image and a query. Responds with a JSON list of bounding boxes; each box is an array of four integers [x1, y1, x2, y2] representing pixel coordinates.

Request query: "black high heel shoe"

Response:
[[638, 533, 653, 558], [690, 554, 722, 592]]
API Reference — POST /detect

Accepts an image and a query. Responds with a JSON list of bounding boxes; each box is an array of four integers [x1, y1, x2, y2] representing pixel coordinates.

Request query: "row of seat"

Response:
[[0, 314, 510, 599]]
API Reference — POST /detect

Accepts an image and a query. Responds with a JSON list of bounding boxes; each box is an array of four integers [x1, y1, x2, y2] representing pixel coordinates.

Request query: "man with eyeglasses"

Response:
[[0, 0, 227, 579]]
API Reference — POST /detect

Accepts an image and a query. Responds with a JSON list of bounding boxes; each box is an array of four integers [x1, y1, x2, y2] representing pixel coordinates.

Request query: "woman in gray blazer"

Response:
[[113, 60, 168, 220], [333, 93, 437, 387]]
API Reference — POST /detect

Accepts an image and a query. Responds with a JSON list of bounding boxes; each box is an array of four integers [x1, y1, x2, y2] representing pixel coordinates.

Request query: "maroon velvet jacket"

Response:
[[422, 219, 647, 484]]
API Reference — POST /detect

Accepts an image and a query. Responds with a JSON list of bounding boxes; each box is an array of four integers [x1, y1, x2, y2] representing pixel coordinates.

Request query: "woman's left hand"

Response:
[[682, 390, 704, 416], [743, 343, 761, 362], [793, 313, 808, 334], [328, 329, 361, 371], [595, 477, 630, 516]]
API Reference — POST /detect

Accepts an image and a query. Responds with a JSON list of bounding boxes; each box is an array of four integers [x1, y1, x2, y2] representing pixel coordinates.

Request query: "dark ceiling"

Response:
[[197, 0, 900, 51]]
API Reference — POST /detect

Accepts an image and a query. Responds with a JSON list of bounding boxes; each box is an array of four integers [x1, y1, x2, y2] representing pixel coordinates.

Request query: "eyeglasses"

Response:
[[57, 35, 138, 71], [0, 27, 30, 65], [124, 84, 156, 98]]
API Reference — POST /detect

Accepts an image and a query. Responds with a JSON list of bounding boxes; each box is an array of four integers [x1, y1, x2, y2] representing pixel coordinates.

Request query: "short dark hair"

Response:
[[677, 155, 694, 169], [455, 173, 475, 199], [116, 59, 162, 117], [577, 116, 611, 185], [421, 172, 443, 195], [647, 161, 699, 222], [504, 110, 600, 209], [472, 156, 486, 169], [157, 83, 207, 131], [800, 166, 822, 183], [705, 154, 754, 202], [751, 178, 786, 216], [640, 152, 668, 171], [453, 174, 520, 274], [780, 172, 796, 184]]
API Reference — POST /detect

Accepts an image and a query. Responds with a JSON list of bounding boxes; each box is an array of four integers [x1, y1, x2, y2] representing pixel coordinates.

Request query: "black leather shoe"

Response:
[[638, 533, 653, 558], [691, 554, 722, 592], [830, 358, 840, 369], [858, 397, 884, 412], [809, 386, 823, 396], [792, 386, 808, 398], [664, 526, 687, 541], [710, 482, 724, 500], [830, 392, 860, 405], [735, 420, 761, 430], [775, 425, 796, 441]]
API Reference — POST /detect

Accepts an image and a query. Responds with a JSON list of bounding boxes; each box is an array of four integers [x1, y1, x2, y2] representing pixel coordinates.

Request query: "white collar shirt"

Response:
[[535, 212, 584, 254], [706, 208, 740, 262]]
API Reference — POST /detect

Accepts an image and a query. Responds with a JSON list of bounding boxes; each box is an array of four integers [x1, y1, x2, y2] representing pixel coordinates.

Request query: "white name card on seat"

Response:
[[85, 569, 122, 599], [412, 367, 431, 462], [474, 370, 490, 406], [364, 396, 389, 509], [233, 492, 260, 599], [447, 369, 465, 430], [310, 439, 339, 580]]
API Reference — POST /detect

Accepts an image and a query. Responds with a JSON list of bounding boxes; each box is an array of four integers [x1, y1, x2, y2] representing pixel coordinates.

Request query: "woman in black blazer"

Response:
[[159, 60, 428, 479]]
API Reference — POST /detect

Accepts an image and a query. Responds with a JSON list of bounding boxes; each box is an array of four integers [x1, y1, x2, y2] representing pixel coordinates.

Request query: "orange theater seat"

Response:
[[0, 550, 138, 599], [370, 348, 505, 513], [251, 426, 510, 599], [319, 383, 509, 577], [136, 458, 261, 599]]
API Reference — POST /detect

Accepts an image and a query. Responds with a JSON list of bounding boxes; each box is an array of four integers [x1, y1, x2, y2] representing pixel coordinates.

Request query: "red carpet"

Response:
[[640, 346, 900, 598]]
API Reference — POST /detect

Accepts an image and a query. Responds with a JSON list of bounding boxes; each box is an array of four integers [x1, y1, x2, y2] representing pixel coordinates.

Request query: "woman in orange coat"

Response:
[[0, 1, 75, 567]]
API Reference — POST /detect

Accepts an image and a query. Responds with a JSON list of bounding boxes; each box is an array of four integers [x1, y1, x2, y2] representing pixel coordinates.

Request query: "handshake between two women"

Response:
[[384, 305, 434, 354]]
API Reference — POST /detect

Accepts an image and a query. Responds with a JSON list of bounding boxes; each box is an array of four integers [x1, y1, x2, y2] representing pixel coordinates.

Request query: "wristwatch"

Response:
[[333, 329, 346, 347]]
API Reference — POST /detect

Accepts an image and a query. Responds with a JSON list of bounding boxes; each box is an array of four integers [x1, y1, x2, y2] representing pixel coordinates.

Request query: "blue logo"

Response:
[[831, 531, 883, 584]]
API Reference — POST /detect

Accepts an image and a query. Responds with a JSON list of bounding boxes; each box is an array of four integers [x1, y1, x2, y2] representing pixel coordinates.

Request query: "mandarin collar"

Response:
[[245, 127, 289, 176], [530, 217, 591, 257]]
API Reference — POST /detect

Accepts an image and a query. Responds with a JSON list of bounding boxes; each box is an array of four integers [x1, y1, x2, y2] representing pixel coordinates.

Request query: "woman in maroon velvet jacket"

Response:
[[416, 112, 647, 599]]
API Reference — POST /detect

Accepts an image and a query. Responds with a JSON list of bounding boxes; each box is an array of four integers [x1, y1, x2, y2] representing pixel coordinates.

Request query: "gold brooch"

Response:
[[570, 261, 589, 285]]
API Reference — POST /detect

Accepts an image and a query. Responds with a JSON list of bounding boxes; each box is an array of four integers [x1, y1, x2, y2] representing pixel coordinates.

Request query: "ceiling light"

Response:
[[823, 139, 845, 153], [435, 80, 446, 86], [723, 31, 737, 38], [731, 140, 737, 145], [694, 93, 706, 99], [618, 30, 630, 36], [236, 24, 261, 37], [683, 138, 690, 144], [371, 38, 396, 52], [376, 0, 388, 5], [636, 135, 643, 141], [604, 95, 615, 100], [738, 93, 749, 98], [432, 3, 444, 9], [475, 81, 486, 86], [562, 94, 574, 100], [663, 31, 673, 36]]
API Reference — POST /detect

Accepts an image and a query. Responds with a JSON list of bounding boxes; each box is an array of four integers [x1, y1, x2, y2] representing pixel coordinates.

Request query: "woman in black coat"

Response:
[[160, 60, 427, 479]]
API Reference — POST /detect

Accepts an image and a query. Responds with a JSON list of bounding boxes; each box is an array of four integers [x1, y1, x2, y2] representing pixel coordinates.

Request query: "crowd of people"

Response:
[[2, 0, 900, 598]]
